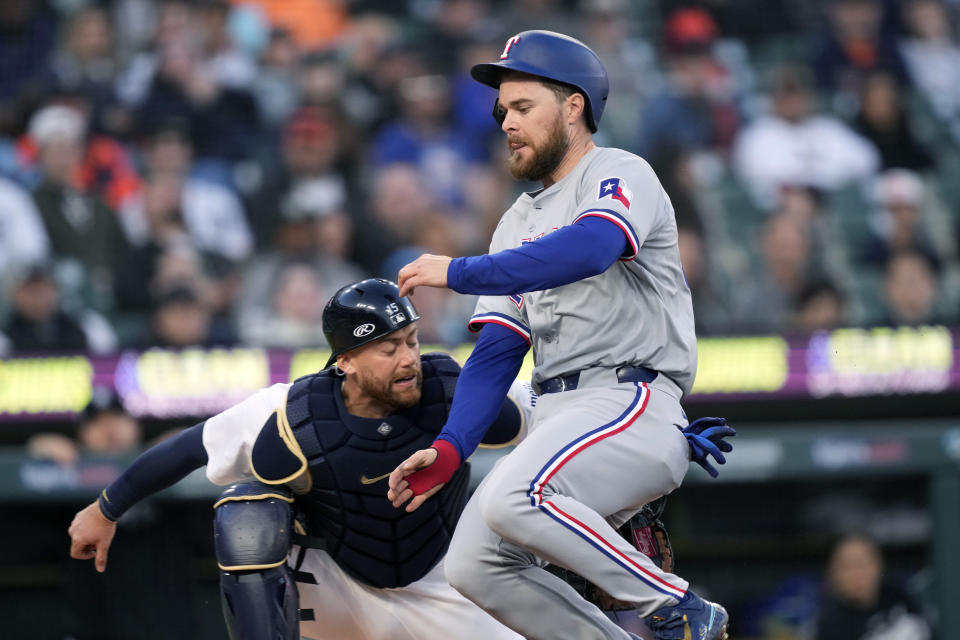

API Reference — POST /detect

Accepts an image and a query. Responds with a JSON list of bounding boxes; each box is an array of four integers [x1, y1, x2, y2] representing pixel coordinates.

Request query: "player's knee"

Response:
[[214, 481, 294, 570], [443, 542, 479, 600], [477, 476, 530, 539]]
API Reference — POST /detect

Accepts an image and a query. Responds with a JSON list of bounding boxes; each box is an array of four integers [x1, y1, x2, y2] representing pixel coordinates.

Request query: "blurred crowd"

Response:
[[2, 0, 960, 357]]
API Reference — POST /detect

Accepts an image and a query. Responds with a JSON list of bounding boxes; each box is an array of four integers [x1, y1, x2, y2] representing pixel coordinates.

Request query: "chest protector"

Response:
[[251, 353, 468, 589]]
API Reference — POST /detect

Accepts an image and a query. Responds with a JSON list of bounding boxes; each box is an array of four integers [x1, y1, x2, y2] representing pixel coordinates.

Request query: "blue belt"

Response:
[[538, 365, 659, 394]]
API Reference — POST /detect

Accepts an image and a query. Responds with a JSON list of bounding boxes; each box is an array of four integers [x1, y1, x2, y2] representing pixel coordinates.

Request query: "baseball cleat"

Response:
[[645, 590, 729, 640]]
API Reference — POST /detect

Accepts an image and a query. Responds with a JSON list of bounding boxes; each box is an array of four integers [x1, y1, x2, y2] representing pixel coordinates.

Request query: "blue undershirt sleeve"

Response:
[[447, 215, 628, 296], [435, 323, 529, 462], [98, 422, 209, 521]]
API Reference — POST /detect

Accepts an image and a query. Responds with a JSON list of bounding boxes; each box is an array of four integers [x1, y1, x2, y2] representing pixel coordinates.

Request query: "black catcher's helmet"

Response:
[[322, 278, 420, 368]]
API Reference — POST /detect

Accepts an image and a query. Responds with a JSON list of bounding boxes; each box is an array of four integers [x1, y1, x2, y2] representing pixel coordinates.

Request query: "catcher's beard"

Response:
[[508, 110, 569, 182], [353, 365, 423, 412]]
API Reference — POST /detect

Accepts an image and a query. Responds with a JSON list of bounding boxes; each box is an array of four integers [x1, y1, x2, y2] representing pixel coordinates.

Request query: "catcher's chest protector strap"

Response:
[[270, 356, 470, 589]]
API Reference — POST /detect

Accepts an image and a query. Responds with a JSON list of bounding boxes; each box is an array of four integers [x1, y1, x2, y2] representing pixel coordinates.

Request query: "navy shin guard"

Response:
[[214, 482, 299, 640], [220, 564, 299, 640]]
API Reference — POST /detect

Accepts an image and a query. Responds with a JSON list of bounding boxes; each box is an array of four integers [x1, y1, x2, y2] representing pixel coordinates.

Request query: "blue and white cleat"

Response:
[[645, 590, 729, 640]]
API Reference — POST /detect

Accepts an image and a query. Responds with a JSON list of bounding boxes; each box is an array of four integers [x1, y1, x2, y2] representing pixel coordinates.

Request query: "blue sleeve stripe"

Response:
[[574, 209, 639, 261], [468, 312, 532, 343]]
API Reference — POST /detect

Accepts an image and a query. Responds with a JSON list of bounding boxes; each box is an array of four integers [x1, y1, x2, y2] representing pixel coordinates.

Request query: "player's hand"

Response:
[[680, 417, 736, 478], [397, 254, 452, 297], [68, 500, 117, 572], [388, 448, 443, 512]]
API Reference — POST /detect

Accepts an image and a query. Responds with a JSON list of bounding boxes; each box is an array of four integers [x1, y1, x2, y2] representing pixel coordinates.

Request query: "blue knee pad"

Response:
[[214, 481, 299, 640]]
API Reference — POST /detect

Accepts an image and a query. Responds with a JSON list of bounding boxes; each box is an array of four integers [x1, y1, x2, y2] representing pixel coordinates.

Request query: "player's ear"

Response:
[[566, 92, 586, 127], [336, 353, 353, 375]]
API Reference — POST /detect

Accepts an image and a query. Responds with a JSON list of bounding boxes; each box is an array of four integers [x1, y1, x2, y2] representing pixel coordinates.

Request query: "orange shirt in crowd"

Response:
[[17, 135, 142, 210], [231, 0, 349, 48]]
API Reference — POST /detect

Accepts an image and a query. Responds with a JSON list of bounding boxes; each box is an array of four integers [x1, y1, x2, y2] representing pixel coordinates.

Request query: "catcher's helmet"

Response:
[[471, 30, 609, 132], [322, 278, 420, 368]]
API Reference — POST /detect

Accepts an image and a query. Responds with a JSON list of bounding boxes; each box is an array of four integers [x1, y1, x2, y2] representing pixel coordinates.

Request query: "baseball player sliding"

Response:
[[389, 31, 733, 640]]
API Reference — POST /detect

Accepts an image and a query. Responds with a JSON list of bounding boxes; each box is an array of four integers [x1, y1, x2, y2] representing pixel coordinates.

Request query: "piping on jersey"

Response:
[[469, 312, 532, 343]]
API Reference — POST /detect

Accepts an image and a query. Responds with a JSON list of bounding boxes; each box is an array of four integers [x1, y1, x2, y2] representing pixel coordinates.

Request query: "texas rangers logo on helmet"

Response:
[[353, 323, 375, 338], [599, 177, 632, 209], [500, 35, 521, 59]]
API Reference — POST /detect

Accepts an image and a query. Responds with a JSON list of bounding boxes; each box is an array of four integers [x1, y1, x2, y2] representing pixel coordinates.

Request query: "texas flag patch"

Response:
[[599, 177, 632, 209]]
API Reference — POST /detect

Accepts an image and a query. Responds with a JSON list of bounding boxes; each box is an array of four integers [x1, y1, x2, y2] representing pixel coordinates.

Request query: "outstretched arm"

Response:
[[68, 423, 208, 572], [388, 323, 529, 511], [398, 215, 628, 297]]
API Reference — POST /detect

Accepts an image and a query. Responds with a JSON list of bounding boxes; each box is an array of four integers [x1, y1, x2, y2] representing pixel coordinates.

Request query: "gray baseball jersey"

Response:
[[468, 146, 697, 395], [449, 145, 699, 640]]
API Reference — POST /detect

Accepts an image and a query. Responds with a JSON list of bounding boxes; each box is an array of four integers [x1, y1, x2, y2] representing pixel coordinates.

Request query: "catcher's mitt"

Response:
[[546, 496, 674, 611]]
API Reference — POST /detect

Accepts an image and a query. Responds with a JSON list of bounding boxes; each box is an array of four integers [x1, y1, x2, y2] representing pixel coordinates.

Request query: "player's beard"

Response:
[[355, 366, 423, 412], [507, 110, 569, 182]]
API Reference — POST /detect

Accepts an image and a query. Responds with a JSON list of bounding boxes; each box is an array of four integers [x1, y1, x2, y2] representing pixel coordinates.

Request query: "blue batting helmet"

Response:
[[471, 30, 609, 132]]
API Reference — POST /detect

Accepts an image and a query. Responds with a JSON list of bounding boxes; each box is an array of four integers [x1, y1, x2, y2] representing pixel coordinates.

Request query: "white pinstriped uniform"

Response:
[[446, 146, 698, 640]]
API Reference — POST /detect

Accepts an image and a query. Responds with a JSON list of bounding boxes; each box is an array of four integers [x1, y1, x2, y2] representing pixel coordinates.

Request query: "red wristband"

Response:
[[406, 439, 461, 495]]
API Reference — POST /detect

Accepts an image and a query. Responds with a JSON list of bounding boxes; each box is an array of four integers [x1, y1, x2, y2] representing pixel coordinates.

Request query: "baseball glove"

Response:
[[546, 496, 673, 611]]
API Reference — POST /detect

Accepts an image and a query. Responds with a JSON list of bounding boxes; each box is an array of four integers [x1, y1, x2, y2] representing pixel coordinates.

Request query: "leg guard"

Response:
[[214, 481, 299, 640]]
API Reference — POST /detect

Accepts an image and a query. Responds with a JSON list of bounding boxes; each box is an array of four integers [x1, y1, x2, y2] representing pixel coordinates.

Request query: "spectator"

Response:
[[3, 263, 89, 354], [812, 0, 909, 111], [733, 66, 879, 209], [236, 175, 365, 345], [14, 98, 142, 209], [776, 184, 852, 287], [498, 0, 581, 37], [335, 15, 415, 132], [26, 389, 143, 467], [114, 172, 213, 313], [370, 71, 490, 209], [419, 0, 500, 75], [660, 0, 801, 48], [145, 284, 236, 349], [113, 0, 195, 109], [0, 0, 56, 132], [794, 280, 848, 332], [899, 0, 960, 138], [580, 0, 655, 149], [0, 176, 50, 283], [634, 7, 741, 168], [881, 250, 942, 326], [251, 27, 301, 127], [233, 0, 349, 49], [247, 106, 349, 250], [816, 533, 930, 640], [733, 213, 823, 331], [120, 121, 253, 265], [42, 6, 118, 124], [677, 225, 736, 335], [29, 105, 127, 311], [355, 163, 441, 274], [133, 26, 259, 169], [861, 169, 942, 269], [237, 259, 329, 348], [195, 0, 256, 92], [853, 71, 933, 171]]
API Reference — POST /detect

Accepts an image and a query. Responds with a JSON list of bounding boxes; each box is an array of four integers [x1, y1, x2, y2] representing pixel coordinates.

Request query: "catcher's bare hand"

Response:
[[397, 254, 452, 297], [68, 500, 117, 573], [388, 448, 443, 512]]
